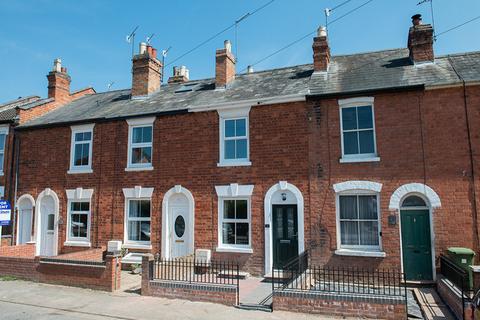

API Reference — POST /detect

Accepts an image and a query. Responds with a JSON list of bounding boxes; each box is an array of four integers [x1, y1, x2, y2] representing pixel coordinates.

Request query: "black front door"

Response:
[[272, 205, 298, 268]]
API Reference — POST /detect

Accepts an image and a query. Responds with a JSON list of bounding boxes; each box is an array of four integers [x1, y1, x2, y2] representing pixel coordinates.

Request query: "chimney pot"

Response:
[[224, 40, 232, 53], [53, 58, 62, 72], [317, 26, 327, 37], [168, 66, 189, 84], [412, 14, 422, 26], [139, 42, 147, 55], [247, 65, 254, 74]]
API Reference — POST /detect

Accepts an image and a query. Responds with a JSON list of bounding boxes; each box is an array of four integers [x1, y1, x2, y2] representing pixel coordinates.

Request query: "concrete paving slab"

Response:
[[413, 288, 456, 320]]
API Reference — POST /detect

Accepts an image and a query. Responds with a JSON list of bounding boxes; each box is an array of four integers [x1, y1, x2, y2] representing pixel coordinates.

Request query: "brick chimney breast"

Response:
[[168, 66, 190, 84], [215, 40, 236, 88], [408, 14, 434, 64], [131, 42, 162, 98], [312, 26, 330, 72], [47, 58, 71, 103]]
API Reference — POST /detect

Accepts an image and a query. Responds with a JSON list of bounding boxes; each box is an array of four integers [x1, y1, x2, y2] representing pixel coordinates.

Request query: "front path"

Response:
[[0, 279, 347, 320]]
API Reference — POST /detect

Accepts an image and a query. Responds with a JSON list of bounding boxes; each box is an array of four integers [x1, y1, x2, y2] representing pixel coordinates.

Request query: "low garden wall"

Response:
[[141, 254, 238, 306], [273, 290, 406, 319], [0, 244, 121, 292], [437, 277, 474, 320]]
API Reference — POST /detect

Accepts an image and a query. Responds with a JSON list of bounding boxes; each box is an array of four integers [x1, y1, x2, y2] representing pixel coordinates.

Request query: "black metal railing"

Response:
[[272, 250, 310, 291], [440, 254, 474, 320], [289, 266, 405, 297], [272, 251, 405, 299], [153, 257, 239, 287]]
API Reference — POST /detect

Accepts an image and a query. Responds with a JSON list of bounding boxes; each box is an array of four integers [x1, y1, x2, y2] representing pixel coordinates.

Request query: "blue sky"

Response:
[[1, 0, 479, 102]]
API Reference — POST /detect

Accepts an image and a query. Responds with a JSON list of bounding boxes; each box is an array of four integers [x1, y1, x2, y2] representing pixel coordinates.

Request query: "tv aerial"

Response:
[[126, 26, 139, 57]]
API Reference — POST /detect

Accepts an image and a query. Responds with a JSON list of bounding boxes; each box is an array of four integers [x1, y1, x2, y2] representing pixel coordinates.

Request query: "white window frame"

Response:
[[338, 97, 380, 163], [215, 184, 254, 253], [126, 117, 155, 171], [333, 181, 385, 258], [65, 188, 93, 247], [0, 125, 9, 176], [122, 186, 154, 249], [68, 124, 94, 174], [217, 107, 251, 167]]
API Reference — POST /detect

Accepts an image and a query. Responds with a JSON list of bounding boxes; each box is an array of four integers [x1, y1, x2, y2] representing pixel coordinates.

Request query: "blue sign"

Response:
[[0, 200, 11, 226]]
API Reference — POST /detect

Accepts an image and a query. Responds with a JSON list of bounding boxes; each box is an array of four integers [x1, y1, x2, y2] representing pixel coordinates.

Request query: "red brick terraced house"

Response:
[[10, 17, 480, 279], [0, 60, 94, 246]]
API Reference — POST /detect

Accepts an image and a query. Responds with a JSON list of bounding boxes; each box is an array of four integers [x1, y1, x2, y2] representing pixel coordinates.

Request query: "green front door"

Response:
[[401, 209, 433, 281], [272, 205, 298, 268]]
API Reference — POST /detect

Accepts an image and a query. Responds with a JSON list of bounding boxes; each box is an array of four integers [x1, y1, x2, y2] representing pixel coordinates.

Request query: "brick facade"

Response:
[[12, 82, 480, 275]]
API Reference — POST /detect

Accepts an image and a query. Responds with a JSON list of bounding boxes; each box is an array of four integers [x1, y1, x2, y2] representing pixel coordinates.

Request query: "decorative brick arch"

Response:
[[389, 183, 441, 210]]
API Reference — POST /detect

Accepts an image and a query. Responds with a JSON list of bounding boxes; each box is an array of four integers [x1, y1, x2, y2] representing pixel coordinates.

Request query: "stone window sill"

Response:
[[64, 240, 91, 247], [335, 249, 386, 258], [122, 243, 152, 250], [125, 166, 154, 172], [217, 161, 252, 167], [67, 168, 93, 174], [216, 246, 253, 254], [339, 156, 380, 164]]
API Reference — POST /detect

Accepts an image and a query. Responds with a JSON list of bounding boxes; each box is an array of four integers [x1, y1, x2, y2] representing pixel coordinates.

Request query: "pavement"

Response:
[[0, 278, 348, 320], [413, 288, 455, 320]]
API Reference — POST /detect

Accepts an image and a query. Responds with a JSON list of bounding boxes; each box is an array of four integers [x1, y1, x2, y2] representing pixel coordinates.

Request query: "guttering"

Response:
[[425, 80, 480, 91], [14, 109, 189, 131], [306, 84, 425, 99], [188, 93, 307, 112]]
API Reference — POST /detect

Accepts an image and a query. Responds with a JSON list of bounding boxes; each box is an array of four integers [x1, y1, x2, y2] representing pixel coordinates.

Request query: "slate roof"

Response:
[[0, 96, 42, 123], [19, 48, 480, 128]]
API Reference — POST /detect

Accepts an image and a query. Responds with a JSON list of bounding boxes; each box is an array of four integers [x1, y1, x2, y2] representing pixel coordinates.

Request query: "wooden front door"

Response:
[[272, 205, 298, 268], [401, 209, 433, 281]]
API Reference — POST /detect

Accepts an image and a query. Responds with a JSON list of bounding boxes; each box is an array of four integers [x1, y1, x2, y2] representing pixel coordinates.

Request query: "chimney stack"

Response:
[[47, 58, 71, 103], [131, 42, 162, 97], [312, 26, 330, 72], [215, 40, 236, 88], [408, 14, 434, 64], [168, 66, 190, 84]]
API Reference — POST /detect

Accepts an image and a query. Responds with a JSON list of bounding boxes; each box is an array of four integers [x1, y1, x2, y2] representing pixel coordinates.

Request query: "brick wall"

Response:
[[273, 291, 407, 319], [141, 254, 237, 306], [0, 247, 121, 291], [437, 277, 474, 320], [13, 84, 480, 275]]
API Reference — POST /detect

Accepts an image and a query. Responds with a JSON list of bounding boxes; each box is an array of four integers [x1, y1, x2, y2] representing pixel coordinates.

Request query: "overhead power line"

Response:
[[241, 0, 375, 72], [165, 0, 276, 67], [436, 15, 480, 38]]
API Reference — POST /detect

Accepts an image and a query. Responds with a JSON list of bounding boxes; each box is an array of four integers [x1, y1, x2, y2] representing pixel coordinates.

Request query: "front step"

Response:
[[235, 303, 272, 312], [218, 270, 249, 279]]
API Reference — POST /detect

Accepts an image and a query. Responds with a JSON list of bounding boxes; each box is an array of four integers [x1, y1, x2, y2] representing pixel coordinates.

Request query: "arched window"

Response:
[[401, 195, 427, 208]]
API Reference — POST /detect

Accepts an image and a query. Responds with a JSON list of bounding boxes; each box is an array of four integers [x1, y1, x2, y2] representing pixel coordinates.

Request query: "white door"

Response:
[[40, 197, 55, 256], [170, 206, 188, 258], [18, 209, 32, 244]]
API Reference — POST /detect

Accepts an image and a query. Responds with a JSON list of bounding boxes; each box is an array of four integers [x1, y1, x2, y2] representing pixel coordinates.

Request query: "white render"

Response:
[[333, 180, 383, 193], [389, 183, 441, 210]]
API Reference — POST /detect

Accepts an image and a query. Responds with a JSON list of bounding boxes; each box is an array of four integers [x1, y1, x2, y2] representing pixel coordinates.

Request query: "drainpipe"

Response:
[[10, 128, 20, 246], [448, 56, 480, 252]]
